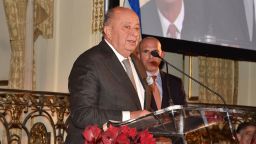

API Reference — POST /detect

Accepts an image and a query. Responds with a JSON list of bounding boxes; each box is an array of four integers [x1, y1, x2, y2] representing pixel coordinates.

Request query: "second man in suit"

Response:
[[138, 37, 186, 111]]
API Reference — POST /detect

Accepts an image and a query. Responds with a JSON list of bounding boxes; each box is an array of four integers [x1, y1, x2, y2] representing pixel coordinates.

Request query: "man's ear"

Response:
[[160, 51, 165, 58], [236, 133, 241, 141], [134, 48, 141, 59], [103, 26, 112, 39]]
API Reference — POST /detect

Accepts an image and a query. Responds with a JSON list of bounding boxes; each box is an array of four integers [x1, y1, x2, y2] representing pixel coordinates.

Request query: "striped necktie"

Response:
[[152, 76, 161, 110], [122, 59, 137, 91]]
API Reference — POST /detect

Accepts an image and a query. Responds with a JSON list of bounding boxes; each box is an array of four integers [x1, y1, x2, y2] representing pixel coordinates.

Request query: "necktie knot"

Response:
[[122, 59, 130, 68], [152, 75, 157, 82], [167, 24, 178, 38]]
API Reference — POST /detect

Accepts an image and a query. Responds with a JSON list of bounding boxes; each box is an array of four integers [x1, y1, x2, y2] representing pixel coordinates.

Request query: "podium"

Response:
[[109, 104, 256, 143]]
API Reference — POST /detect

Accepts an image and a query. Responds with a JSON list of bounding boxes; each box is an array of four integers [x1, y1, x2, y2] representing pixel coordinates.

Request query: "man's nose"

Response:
[[149, 53, 154, 58], [130, 28, 140, 36]]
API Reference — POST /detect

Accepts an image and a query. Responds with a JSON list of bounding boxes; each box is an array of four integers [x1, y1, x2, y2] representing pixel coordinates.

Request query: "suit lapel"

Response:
[[131, 55, 152, 111], [100, 41, 142, 109], [160, 72, 173, 108], [141, 0, 163, 37]]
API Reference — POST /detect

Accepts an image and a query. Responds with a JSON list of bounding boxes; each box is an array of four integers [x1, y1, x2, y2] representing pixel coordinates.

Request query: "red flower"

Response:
[[137, 129, 156, 144], [116, 133, 130, 144], [101, 125, 120, 144], [205, 111, 224, 123], [83, 125, 102, 143], [120, 125, 137, 140], [83, 124, 156, 144]]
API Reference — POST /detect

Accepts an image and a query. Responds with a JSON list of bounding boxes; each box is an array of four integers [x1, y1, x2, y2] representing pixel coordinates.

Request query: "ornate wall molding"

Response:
[[91, 0, 104, 45], [0, 88, 69, 144], [0, 89, 255, 143]]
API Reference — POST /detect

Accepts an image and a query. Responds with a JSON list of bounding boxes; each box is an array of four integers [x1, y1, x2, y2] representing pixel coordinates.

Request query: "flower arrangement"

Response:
[[83, 124, 156, 144]]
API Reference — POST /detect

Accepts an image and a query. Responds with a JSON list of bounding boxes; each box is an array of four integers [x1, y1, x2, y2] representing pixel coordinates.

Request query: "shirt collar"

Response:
[[104, 39, 127, 62], [146, 69, 160, 77], [157, 0, 184, 37]]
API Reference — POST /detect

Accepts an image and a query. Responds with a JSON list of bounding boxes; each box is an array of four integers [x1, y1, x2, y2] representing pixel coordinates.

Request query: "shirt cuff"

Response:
[[122, 111, 130, 121]]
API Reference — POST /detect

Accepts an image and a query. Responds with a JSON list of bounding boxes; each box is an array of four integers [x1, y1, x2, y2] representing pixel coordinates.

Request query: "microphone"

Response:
[[151, 50, 161, 58], [151, 50, 227, 104], [146, 76, 155, 93], [146, 76, 154, 86], [150, 50, 235, 139]]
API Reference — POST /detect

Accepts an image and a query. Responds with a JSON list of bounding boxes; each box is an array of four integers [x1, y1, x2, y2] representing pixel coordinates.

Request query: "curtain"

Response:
[[3, 0, 53, 90], [3, 0, 28, 89], [33, 0, 53, 41], [32, 0, 54, 90], [91, 0, 104, 45], [198, 57, 238, 104]]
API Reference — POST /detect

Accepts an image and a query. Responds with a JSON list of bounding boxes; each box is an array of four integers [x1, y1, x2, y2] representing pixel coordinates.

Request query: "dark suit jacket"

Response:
[[151, 71, 186, 111], [65, 40, 152, 144], [141, 0, 250, 47]]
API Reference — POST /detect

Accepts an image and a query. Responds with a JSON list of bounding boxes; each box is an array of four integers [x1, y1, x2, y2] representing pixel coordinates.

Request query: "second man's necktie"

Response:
[[152, 76, 161, 110]]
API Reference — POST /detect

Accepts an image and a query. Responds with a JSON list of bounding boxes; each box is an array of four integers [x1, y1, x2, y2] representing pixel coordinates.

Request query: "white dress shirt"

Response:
[[147, 69, 163, 101], [105, 39, 145, 121], [157, 0, 185, 39], [244, 0, 256, 41]]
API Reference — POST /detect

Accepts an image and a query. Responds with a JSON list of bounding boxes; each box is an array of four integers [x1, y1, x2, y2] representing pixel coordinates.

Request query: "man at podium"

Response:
[[66, 7, 152, 144]]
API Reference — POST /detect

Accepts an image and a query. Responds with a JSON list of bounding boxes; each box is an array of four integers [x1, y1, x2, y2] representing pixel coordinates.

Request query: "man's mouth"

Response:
[[127, 40, 136, 45], [150, 61, 158, 67]]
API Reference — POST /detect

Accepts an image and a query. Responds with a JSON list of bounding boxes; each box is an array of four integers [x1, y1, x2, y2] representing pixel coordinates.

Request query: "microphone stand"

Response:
[[151, 50, 236, 140]]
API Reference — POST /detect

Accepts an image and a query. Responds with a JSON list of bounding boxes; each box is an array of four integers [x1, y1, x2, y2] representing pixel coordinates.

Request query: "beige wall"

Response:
[[238, 61, 256, 106], [0, 1, 255, 106], [35, 0, 93, 92]]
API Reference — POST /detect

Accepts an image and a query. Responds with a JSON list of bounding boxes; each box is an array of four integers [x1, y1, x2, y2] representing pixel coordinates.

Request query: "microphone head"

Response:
[[151, 50, 161, 58], [146, 76, 154, 85]]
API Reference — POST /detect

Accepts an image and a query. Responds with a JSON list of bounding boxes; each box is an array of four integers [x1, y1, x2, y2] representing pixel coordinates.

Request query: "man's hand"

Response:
[[130, 110, 151, 119]]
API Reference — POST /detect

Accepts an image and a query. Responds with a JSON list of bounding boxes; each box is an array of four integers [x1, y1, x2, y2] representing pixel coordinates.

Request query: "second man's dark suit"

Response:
[[65, 40, 152, 144], [151, 71, 186, 111]]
